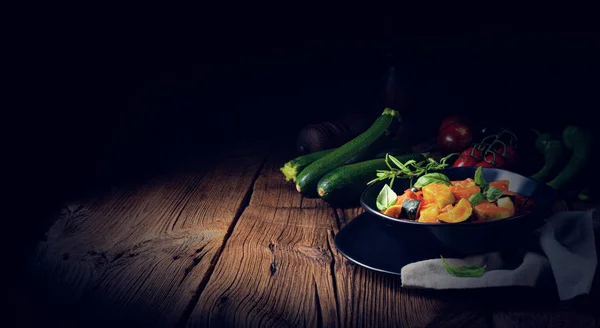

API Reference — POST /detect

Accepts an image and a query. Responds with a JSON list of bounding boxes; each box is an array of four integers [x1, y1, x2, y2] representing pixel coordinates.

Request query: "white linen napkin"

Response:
[[400, 210, 598, 301]]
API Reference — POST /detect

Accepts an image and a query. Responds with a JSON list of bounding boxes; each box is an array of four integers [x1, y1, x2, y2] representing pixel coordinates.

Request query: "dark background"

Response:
[[12, 9, 600, 275]]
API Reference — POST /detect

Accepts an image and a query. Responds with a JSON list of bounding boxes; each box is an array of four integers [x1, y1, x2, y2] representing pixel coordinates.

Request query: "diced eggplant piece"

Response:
[[401, 199, 421, 220]]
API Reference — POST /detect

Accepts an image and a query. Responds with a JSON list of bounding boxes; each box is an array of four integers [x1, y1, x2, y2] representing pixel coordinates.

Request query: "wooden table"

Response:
[[16, 143, 600, 327]]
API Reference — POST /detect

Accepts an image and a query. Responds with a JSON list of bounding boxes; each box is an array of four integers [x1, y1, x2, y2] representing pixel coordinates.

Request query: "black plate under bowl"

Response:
[[334, 212, 442, 275], [360, 167, 557, 256]]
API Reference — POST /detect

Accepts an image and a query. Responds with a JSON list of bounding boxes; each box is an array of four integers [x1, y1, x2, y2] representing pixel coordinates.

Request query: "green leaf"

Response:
[[376, 184, 398, 211], [468, 192, 484, 206], [484, 186, 504, 202], [474, 166, 489, 190], [441, 256, 486, 277], [414, 173, 451, 188]]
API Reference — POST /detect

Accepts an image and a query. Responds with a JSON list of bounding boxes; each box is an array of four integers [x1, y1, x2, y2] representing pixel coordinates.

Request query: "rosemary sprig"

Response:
[[367, 152, 458, 188]]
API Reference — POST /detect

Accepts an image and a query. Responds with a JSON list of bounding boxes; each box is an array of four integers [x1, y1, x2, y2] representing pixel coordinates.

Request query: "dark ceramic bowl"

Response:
[[360, 167, 558, 256]]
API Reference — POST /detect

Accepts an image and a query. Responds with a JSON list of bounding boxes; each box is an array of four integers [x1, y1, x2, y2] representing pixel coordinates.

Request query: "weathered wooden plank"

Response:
[[250, 149, 322, 208], [331, 207, 489, 328], [187, 204, 339, 328], [19, 144, 269, 327]]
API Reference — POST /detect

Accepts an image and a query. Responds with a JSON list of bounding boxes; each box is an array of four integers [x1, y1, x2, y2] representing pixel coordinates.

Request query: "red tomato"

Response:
[[461, 147, 483, 160], [475, 161, 495, 167], [439, 116, 462, 133], [438, 122, 473, 153], [453, 154, 479, 167], [494, 144, 518, 168], [480, 151, 505, 167]]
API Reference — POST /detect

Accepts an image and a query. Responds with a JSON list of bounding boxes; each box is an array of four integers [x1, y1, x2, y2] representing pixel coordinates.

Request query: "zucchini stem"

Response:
[[280, 163, 299, 182], [382, 107, 401, 122]]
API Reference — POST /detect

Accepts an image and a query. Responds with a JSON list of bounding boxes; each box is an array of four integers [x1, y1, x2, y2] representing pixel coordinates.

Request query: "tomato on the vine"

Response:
[[476, 150, 505, 168], [494, 144, 518, 168], [461, 147, 484, 161], [475, 161, 495, 167], [453, 154, 479, 167]]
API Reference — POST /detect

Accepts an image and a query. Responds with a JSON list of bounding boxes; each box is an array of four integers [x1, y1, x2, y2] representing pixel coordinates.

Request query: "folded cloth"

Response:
[[401, 210, 598, 301]]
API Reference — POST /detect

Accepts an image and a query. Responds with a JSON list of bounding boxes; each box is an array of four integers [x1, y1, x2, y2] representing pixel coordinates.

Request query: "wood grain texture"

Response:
[[250, 149, 322, 208], [18, 143, 600, 328], [19, 144, 269, 327], [187, 204, 340, 328]]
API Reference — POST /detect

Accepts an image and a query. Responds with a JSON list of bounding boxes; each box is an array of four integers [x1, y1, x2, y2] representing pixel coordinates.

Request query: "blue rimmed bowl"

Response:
[[360, 167, 557, 256]]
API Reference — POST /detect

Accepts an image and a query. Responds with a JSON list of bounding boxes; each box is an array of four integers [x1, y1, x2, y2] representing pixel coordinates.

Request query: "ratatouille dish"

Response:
[[379, 167, 537, 224]]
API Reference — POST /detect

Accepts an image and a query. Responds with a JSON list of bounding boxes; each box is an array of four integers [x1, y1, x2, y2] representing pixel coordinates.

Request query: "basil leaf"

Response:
[[376, 184, 397, 211], [414, 173, 451, 188], [484, 186, 504, 202], [441, 256, 486, 277], [474, 166, 489, 190], [468, 192, 484, 206]]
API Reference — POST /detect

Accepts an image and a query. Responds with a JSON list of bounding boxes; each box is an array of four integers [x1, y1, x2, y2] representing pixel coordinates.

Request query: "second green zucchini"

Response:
[[317, 153, 425, 207]]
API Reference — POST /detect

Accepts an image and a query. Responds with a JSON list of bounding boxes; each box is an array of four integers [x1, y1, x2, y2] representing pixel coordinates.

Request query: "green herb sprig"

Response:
[[368, 152, 458, 188]]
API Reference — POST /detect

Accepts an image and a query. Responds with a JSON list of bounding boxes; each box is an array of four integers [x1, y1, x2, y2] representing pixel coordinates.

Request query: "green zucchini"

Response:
[[280, 149, 335, 182], [316, 153, 425, 207], [281, 146, 410, 183], [401, 199, 421, 220], [296, 108, 401, 197]]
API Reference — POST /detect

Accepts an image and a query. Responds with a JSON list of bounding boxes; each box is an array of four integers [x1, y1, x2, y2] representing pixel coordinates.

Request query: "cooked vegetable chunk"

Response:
[[422, 183, 455, 209], [473, 202, 511, 221], [383, 205, 403, 218], [438, 198, 473, 223], [451, 178, 476, 188], [418, 204, 440, 223], [451, 185, 481, 201], [401, 199, 421, 220], [440, 204, 454, 213], [497, 197, 515, 216]]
